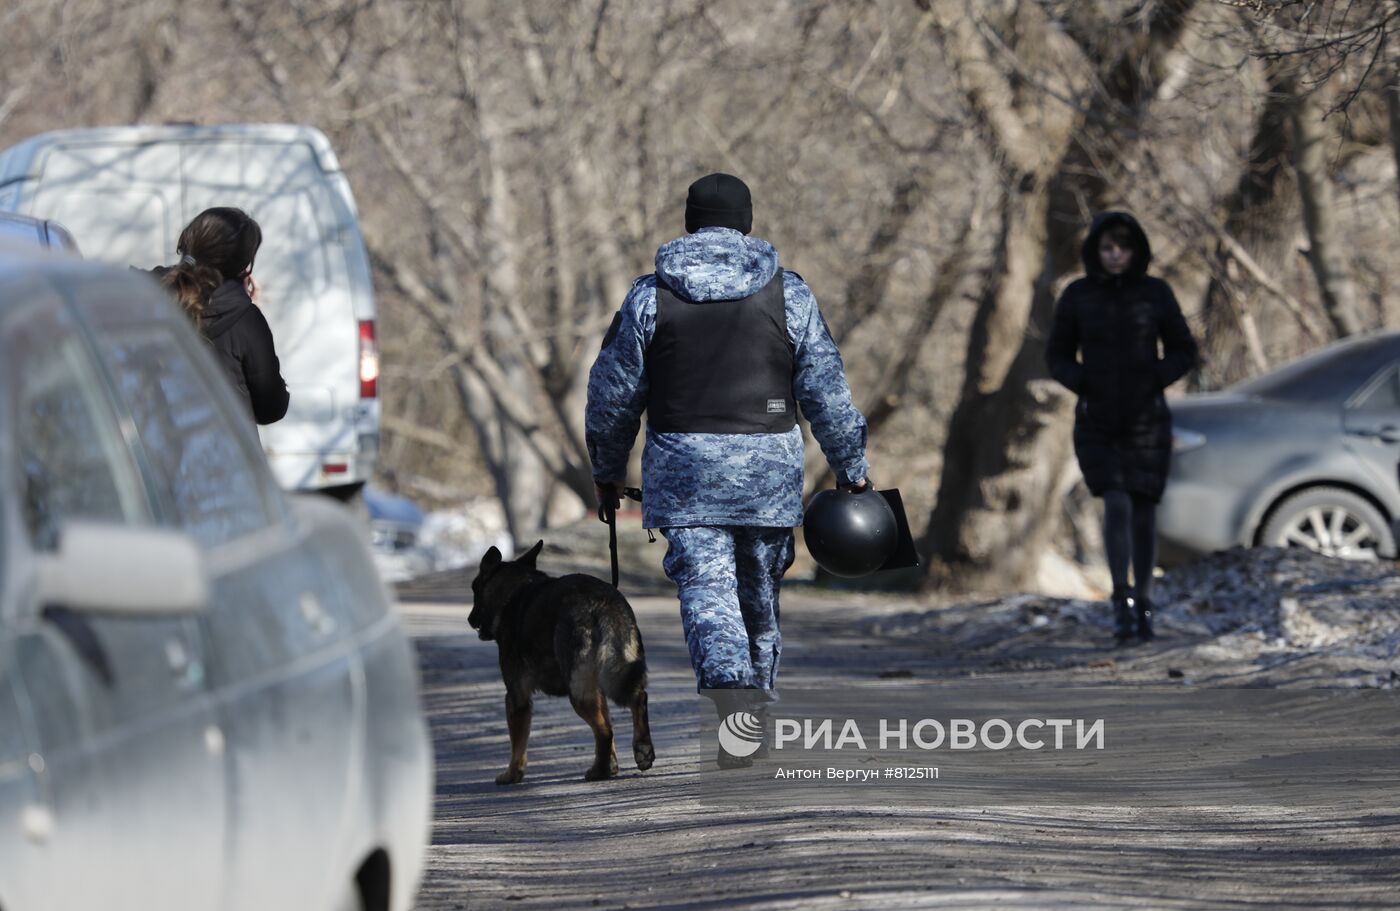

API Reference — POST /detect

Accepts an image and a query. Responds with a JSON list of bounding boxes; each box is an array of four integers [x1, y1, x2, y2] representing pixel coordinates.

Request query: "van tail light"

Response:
[[359, 320, 379, 399]]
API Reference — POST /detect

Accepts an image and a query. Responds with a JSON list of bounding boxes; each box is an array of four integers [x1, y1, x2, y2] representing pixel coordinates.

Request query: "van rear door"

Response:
[[24, 142, 178, 267]]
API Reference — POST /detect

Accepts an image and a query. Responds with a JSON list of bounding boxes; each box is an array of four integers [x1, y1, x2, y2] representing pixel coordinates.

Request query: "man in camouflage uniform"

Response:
[[585, 173, 869, 753]]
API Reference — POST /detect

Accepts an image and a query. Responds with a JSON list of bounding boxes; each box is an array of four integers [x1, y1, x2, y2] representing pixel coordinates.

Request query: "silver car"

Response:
[[1160, 331, 1400, 563], [0, 211, 80, 255], [0, 254, 432, 910]]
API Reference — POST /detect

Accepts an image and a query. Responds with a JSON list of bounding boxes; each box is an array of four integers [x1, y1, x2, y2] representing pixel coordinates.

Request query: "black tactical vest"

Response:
[[645, 270, 797, 434]]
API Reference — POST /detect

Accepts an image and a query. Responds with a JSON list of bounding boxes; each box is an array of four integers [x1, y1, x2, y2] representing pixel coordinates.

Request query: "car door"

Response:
[[1343, 363, 1400, 500], [0, 630, 41, 911], [80, 289, 363, 911], [0, 283, 224, 911]]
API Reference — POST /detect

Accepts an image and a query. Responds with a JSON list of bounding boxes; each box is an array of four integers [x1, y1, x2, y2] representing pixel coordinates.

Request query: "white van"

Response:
[[0, 124, 379, 498]]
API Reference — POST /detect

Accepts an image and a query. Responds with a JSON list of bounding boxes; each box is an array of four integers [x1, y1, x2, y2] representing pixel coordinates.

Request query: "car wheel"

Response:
[[1260, 487, 1395, 560]]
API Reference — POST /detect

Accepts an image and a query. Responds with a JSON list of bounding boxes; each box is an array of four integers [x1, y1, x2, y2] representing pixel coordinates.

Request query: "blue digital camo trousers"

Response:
[[661, 525, 796, 692]]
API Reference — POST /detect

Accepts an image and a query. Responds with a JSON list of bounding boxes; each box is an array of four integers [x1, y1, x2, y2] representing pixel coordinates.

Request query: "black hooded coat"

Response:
[[1045, 212, 1198, 502], [202, 280, 289, 425], [151, 268, 290, 425]]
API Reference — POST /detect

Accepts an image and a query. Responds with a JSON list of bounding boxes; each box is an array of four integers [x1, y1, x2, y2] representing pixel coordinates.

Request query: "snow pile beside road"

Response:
[[1156, 547, 1400, 656], [418, 497, 512, 571], [864, 547, 1400, 685]]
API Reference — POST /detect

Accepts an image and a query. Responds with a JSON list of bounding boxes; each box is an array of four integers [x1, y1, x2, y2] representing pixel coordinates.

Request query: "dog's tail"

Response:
[[599, 619, 648, 707]]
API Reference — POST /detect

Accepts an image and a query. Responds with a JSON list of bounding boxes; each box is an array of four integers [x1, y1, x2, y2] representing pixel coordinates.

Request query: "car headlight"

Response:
[[1173, 428, 1206, 452]]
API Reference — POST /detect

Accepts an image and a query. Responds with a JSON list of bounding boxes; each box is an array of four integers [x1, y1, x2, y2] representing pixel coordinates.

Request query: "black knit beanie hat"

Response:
[[685, 172, 753, 235]]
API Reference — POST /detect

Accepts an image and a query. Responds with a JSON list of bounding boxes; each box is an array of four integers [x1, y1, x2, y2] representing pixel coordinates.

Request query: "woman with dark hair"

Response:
[[153, 207, 289, 425], [1047, 212, 1198, 645]]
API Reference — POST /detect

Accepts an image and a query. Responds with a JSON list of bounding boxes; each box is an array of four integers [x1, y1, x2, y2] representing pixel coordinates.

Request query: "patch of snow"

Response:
[[863, 546, 1400, 685], [419, 497, 514, 572], [1035, 548, 1110, 600]]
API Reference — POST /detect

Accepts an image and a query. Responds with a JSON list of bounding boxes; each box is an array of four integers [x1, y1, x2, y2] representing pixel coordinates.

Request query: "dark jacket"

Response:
[[203, 280, 289, 424], [153, 267, 290, 425], [1046, 212, 1198, 500], [584, 227, 868, 528]]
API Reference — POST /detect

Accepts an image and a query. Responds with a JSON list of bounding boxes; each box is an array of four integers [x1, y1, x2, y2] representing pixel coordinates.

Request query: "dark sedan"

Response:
[[1159, 331, 1400, 564]]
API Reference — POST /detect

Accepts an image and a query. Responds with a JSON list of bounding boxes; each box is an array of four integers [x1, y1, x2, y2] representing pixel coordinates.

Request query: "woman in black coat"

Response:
[[1046, 212, 1198, 644], [153, 207, 289, 425]]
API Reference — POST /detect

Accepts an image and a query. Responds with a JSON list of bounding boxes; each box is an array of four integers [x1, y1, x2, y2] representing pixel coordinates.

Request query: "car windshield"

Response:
[[1230, 334, 1400, 403]]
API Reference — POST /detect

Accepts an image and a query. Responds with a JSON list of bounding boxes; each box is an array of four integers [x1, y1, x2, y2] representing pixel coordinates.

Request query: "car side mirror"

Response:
[[35, 522, 209, 616]]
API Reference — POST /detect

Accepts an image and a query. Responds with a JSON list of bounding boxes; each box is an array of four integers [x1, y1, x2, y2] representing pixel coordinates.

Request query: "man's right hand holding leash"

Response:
[[595, 479, 625, 519]]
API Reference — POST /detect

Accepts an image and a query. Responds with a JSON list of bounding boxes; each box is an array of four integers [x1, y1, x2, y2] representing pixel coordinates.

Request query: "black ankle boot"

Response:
[[1135, 597, 1155, 642], [752, 706, 770, 759], [1112, 590, 1136, 645], [711, 689, 760, 769], [716, 743, 755, 769]]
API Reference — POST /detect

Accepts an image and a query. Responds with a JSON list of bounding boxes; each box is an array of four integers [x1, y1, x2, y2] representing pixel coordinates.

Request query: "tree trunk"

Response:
[[1383, 62, 1400, 228], [922, 183, 1075, 591], [1195, 63, 1302, 389], [1292, 88, 1362, 338]]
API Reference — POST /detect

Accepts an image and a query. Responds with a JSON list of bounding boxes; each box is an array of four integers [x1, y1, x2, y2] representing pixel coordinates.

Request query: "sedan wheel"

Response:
[[1261, 487, 1395, 561]]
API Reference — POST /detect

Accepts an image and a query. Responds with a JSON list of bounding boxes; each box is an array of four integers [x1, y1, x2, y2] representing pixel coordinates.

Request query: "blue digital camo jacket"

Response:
[[585, 226, 869, 529]]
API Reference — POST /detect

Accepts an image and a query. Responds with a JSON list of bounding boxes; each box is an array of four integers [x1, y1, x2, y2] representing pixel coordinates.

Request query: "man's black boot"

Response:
[[716, 744, 755, 769], [1112, 589, 1136, 645], [1136, 596, 1155, 642], [752, 704, 771, 759], [711, 689, 756, 770]]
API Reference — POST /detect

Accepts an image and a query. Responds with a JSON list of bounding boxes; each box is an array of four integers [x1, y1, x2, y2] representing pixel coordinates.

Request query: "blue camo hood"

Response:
[[654, 227, 779, 302]]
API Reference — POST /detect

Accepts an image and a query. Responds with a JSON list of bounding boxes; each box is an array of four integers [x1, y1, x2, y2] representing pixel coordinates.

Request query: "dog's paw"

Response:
[[584, 759, 618, 781], [495, 767, 525, 785], [634, 741, 655, 771]]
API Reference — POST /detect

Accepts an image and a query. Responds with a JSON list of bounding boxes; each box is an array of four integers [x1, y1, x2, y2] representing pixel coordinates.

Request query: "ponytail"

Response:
[[159, 256, 222, 329]]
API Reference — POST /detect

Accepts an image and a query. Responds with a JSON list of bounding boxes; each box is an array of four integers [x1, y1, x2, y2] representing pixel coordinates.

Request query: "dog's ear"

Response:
[[518, 539, 544, 568], [479, 546, 503, 576]]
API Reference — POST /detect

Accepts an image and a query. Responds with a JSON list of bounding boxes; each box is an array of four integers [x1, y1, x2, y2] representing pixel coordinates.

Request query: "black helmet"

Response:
[[803, 487, 899, 578]]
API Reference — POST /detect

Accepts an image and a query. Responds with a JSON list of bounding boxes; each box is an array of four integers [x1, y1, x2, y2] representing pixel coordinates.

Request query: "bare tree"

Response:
[[1195, 59, 1307, 387], [1292, 82, 1363, 337], [1224, 0, 1400, 112]]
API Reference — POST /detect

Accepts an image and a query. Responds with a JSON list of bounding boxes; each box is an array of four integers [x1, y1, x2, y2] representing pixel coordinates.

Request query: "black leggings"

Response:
[[1102, 490, 1157, 601]]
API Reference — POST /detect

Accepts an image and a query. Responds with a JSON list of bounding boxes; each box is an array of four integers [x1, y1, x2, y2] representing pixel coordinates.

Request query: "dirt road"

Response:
[[399, 551, 1400, 910]]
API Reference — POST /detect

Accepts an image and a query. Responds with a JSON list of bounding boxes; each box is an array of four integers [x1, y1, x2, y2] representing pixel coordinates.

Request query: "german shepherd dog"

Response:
[[469, 540, 654, 784]]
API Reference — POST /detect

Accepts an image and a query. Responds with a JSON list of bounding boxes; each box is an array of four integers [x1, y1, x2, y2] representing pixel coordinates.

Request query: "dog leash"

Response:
[[597, 486, 644, 588]]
